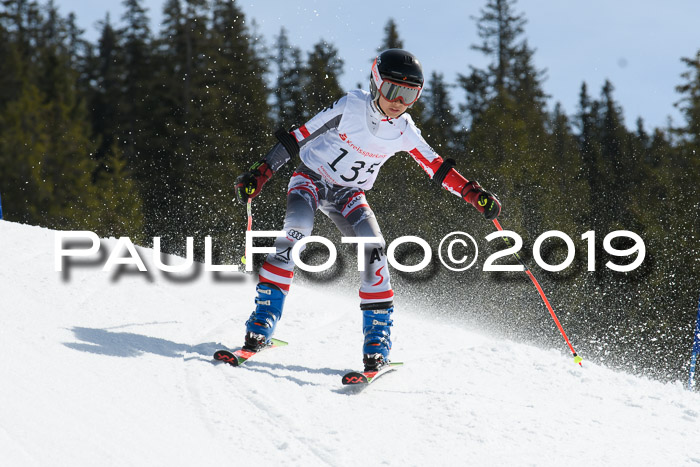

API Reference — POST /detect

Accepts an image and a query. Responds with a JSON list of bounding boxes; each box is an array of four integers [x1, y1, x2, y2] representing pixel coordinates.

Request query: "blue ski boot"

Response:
[[362, 305, 394, 371], [244, 283, 286, 351]]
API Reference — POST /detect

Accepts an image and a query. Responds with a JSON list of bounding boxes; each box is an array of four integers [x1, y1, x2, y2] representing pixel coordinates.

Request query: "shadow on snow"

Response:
[[63, 327, 348, 383], [64, 326, 224, 358]]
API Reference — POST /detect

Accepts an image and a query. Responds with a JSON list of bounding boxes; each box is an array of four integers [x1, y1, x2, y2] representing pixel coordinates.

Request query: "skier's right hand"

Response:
[[235, 161, 273, 204]]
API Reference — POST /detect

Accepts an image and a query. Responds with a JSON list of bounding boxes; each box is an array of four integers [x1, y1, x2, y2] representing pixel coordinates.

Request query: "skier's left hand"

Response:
[[461, 180, 501, 220], [235, 161, 273, 204]]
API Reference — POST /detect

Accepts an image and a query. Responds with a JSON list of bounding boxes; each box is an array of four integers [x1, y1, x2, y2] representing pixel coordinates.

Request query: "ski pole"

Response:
[[241, 198, 253, 267], [492, 218, 583, 366], [689, 294, 700, 390]]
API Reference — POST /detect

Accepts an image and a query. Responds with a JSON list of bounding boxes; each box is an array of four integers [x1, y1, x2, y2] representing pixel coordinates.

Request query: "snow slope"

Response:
[[1, 220, 699, 466]]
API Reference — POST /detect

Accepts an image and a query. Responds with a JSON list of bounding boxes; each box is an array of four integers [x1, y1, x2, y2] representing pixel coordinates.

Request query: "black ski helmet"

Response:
[[370, 49, 424, 107]]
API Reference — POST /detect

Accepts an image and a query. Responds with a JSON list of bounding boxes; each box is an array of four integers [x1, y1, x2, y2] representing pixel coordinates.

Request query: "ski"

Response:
[[341, 362, 403, 385], [213, 338, 288, 367]]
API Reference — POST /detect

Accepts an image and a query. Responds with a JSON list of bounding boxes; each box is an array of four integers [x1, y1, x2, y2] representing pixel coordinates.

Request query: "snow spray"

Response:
[[492, 218, 582, 367]]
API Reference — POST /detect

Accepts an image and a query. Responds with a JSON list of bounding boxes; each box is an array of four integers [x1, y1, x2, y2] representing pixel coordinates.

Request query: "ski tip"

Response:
[[213, 349, 240, 366], [342, 372, 369, 385], [342, 362, 403, 385]]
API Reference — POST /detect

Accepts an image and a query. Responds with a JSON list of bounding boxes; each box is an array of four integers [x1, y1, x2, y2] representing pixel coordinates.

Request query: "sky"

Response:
[[56, 0, 700, 131]]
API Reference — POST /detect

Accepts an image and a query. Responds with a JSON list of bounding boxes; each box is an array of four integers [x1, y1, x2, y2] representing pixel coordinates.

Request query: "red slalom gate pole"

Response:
[[492, 219, 583, 366]]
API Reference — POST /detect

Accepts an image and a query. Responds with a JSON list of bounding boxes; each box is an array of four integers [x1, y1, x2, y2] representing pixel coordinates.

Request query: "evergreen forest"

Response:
[[1, 0, 699, 382]]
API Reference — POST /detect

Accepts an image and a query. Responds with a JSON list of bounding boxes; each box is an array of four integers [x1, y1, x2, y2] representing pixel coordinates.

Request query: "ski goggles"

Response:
[[371, 58, 422, 105], [377, 79, 422, 105]]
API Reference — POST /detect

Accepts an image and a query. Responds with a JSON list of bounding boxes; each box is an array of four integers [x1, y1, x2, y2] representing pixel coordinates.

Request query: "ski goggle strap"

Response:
[[378, 80, 422, 105]]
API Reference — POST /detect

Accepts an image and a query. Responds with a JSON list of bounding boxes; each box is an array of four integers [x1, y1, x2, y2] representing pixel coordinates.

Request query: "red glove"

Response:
[[462, 180, 501, 220], [235, 161, 273, 204]]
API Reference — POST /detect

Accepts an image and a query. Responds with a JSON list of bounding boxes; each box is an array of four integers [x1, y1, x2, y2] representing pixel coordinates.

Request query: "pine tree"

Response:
[[65, 12, 84, 66], [147, 0, 274, 257], [549, 102, 589, 225], [669, 50, 700, 294], [0, 1, 146, 236], [0, 17, 23, 109], [206, 0, 274, 260], [460, 0, 524, 122], [0, 2, 95, 229], [119, 0, 152, 168], [673, 48, 700, 237], [511, 40, 548, 110], [457, 65, 489, 129], [550, 103, 578, 166], [1, 0, 41, 64], [89, 14, 123, 171], [146, 0, 207, 248], [472, 0, 525, 91], [379, 19, 403, 50], [135, 0, 184, 242], [0, 82, 52, 223], [574, 82, 603, 230], [675, 51, 700, 146], [92, 145, 145, 241], [457, 0, 553, 235], [303, 40, 344, 118], [210, 0, 270, 154], [421, 71, 459, 153], [272, 27, 305, 128]]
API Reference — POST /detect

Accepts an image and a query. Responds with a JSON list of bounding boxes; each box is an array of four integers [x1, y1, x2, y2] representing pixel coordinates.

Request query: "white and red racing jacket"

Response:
[[267, 89, 470, 196]]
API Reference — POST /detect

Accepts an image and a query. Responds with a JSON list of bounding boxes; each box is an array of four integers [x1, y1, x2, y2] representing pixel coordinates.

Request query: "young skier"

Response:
[[235, 49, 501, 371]]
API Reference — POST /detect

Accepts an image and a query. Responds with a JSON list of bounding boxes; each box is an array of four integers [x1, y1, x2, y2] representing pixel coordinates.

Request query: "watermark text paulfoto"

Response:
[[54, 229, 645, 275]]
